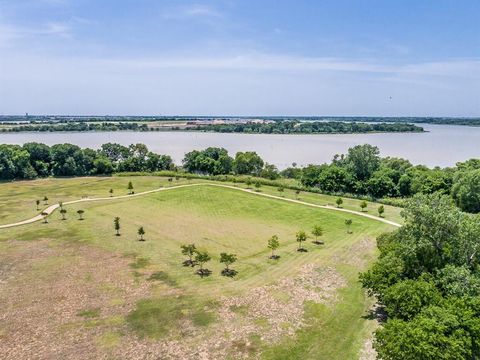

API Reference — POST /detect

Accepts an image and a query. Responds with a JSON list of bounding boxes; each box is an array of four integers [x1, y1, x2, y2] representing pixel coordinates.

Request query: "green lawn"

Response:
[[0, 179, 394, 359]]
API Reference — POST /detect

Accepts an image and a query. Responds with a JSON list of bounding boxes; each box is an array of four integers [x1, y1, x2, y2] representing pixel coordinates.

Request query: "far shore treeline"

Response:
[[0, 120, 423, 134], [1, 142, 479, 213]]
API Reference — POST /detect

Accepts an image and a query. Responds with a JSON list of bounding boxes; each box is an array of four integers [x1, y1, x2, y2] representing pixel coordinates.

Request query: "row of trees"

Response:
[[360, 194, 480, 359], [0, 142, 174, 179], [1, 122, 149, 132], [183, 121, 423, 134], [3, 142, 479, 213], [181, 244, 238, 277]]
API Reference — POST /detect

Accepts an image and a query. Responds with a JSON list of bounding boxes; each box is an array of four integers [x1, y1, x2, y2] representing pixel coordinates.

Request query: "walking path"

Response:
[[0, 183, 401, 229]]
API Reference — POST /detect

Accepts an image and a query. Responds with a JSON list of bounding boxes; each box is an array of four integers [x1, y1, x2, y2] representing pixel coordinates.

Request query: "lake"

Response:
[[0, 124, 479, 169]]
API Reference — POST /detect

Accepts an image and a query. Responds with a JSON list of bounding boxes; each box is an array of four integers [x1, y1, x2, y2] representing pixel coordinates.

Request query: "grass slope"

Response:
[[0, 181, 393, 359]]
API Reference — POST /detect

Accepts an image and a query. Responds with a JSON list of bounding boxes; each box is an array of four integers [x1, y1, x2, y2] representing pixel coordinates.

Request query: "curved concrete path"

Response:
[[0, 183, 401, 229]]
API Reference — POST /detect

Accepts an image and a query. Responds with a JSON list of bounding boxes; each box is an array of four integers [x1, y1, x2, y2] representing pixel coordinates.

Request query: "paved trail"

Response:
[[0, 183, 401, 229]]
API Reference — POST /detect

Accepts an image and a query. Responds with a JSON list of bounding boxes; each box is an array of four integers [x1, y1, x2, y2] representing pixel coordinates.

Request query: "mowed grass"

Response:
[[0, 182, 393, 359], [0, 175, 403, 225]]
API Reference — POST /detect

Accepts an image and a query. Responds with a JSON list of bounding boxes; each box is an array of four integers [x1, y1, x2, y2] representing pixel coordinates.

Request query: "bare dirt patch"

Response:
[[0, 240, 152, 360], [111, 264, 346, 360]]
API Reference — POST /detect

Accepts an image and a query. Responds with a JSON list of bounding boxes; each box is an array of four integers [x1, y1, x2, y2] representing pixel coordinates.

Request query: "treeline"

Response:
[[0, 143, 173, 178], [360, 194, 480, 359], [183, 121, 424, 134], [1, 142, 479, 213], [0, 122, 149, 132]]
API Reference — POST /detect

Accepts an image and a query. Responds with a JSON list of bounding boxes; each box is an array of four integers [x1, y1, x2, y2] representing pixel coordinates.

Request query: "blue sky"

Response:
[[0, 0, 479, 116]]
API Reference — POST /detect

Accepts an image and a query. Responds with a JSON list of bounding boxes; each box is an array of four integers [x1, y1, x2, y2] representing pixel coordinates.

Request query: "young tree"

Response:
[[245, 178, 252, 188], [195, 251, 211, 277], [128, 181, 134, 194], [114, 217, 121, 236], [312, 225, 324, 245], [41, 211, 48, 223], [77, 209, 84, 220], [295, 190, 301, 199], [360, 200, 368, 212], [336, 197, 343, 208], [268, 235, 280, 259], [378, 205, 385, 217], [296, 230, 308, 252], [254, 181, 262, 191], [109, 188, 114, 197], [60, 208, 67, 220], [277, 186, 284, 194], [220, 253, 238, 277], [137, 226, 145, 241], [36, 199, 40, 210], [43, 196, 48, 205], [181, 243, 197, 266], [345, 219, 353, 233]]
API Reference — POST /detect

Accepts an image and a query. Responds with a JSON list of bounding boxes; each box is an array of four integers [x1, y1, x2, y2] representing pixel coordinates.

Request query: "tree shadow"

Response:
[[196, 269, 212, 278], [312, 240, 324, 245], [221, 269, 238, 277], [182, 259, 197, 267], [269, 255, 281, 260], [297, 248, 308, 252], [362, 305, 387, 323]]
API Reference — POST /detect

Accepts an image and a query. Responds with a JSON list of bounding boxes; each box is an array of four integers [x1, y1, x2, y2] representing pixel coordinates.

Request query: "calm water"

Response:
[[0, 124, 479, 168]]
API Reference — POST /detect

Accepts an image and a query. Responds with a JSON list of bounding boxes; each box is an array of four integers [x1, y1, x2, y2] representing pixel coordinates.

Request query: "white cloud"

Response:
[[161, 4, 224, 20]]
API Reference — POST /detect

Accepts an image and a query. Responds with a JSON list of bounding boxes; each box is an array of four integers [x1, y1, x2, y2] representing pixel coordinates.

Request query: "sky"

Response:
[[0, 0, 479, 116]]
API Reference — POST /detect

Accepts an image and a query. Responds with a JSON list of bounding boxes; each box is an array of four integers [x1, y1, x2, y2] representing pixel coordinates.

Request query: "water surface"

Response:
[[0, 124, 478, 168]]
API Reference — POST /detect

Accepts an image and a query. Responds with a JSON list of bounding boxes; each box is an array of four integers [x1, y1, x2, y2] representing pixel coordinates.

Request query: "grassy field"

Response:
[[0, 178, 395, 359], [0, 175, 403, 225]]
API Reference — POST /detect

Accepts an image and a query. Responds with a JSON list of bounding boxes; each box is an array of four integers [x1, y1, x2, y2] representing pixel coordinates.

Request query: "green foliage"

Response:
[[360, 200, 368, 212], [268, 235, 280, 257], [113, 217, 120, 235], [219, 252, 237, 269], [361, 193, 480, 358], [195, 251, 211, 270], [311, 225, 323, 240], [378, 205, 385, 217], [335, 197, 343, 208], [451, 168, 480, 213], [382, 278, 441, 320], [137, 226, 145, 240], [295, 230, 307, 249], [181, 244, 197, 261]]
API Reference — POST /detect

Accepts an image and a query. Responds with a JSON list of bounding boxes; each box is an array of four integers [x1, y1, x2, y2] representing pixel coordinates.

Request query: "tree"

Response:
[[245, 178, 252, 188], [41, 211, 48, 223], [114, 217, 120, 236], [77, 209, 84, 220], [344, 144, 380, 181], [360, 200, 368, 212], [60, 208, 67, 220], [336, 197, 343, 208], [109, 188, 114, 197], [295, 190, 301, 199], [220, 253, 238, 277], [296, 230, 308, 252], [128, 181, 134, 194], [277, 186, 284, 194], [36, 199, 40, 210], [378, 205, 385, 217], [58, 201, 63, 209], [268, 235, 280, 259], [345, 219, 353, 233], [451, 168, 480, 213], [137, 226, 145, 241], [312, 225, 324, 245], [43, 196, 48, 205], [181, 244, 197, 266], [254, 181, 262, 191], [195, 251, 212, 277], [233, 151, 264, 176], [382, 279, 441, 320]]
